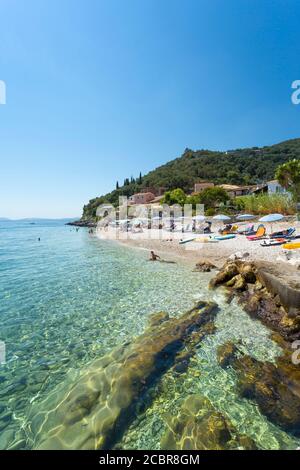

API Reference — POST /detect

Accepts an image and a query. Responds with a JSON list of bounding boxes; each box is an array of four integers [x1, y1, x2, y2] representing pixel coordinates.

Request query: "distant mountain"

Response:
[[82, 137, 300, 220], [18, 218, 79, 222], [0, 217, 79, 223]]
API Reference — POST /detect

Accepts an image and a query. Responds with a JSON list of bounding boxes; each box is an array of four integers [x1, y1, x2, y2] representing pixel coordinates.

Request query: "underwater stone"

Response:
[[26, 301, 218, 450], [147, 311, 169, 327], [220, 346, 300, 435], [0, 428, 15, 450], [217, 342, 239, 368], [160, 394, 257, 450], [194, 260, 217, 272]]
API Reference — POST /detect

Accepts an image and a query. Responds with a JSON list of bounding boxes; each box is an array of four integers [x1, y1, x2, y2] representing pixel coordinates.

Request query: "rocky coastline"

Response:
[[66, 219, 96, 228], [17, 255, 300, 450], [209, 259, 300, 342]]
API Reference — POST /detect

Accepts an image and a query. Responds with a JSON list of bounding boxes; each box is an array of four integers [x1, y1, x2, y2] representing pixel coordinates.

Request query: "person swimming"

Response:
[[149, 250, 160, 261]]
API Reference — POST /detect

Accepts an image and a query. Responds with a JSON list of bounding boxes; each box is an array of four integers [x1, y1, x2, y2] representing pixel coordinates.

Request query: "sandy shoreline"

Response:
[[95, 220, 300, 269]]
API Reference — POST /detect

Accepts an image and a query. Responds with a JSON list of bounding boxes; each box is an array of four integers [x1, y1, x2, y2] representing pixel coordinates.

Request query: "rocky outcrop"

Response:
[[66, 220, 96, 227], [160, 394, 257, 450], [26, 301, 218, 450], [210, 260, 300, 342], [217, 341, 300, 436]]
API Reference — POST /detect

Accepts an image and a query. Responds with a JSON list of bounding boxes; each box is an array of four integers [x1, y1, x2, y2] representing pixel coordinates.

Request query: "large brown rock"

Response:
[[160, 395, 257, 450], [209, 262, 239, 287], [210, 260, 300, 342]]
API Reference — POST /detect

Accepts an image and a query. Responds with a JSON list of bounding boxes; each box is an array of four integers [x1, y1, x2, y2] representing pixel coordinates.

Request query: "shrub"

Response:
[[205, 208, 216, 216], [161, 188, 187, 206], [235, 194, 295, 215]]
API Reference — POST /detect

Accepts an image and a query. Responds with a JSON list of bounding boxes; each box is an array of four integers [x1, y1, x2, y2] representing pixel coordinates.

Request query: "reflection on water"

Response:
[[0, 220, 299, 449]]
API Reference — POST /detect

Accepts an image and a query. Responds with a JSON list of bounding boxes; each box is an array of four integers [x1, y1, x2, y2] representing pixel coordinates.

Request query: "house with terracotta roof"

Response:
[[219, 184, 253, 198], [128, 192, 155, 205], [194, 182, 215, 193]]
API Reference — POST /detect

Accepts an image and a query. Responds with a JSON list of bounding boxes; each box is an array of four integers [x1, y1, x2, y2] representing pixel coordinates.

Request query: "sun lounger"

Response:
[[270, 227, 295, 239], [238, 224, 255, 235], [246, 225, 266, 241], [219, 224, 239, 235]]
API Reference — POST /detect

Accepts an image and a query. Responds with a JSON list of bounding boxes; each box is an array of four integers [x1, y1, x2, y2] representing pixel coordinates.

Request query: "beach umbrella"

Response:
[[118, 219, 131, 224], [213, 214, 231, 221], [193, 215, 206, 222], [236, 214, 255, 221], [258, 213, 284, 233], [132, 218, 144, 225], [258, 213, 284, 223]]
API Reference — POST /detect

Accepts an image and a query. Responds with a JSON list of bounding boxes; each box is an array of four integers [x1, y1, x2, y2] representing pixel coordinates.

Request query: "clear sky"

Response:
[[1, 0, 300, 218]]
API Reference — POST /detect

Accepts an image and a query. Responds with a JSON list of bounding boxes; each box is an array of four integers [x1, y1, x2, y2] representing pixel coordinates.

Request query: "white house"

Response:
[[267, 180, 288, 195]]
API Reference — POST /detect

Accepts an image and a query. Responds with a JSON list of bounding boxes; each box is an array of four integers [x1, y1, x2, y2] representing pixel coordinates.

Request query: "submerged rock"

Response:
[[160, 394, 257, 450], [218, 341, 300, 436], [194, 260, 217, 273], [26, 301, 218, 450], [216, 342, 239, 368], [147, 311, 169, 327]]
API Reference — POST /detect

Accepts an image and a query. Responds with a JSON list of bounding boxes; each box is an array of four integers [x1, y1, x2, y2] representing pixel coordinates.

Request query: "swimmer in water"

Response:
[[149, 250, 160, 261]]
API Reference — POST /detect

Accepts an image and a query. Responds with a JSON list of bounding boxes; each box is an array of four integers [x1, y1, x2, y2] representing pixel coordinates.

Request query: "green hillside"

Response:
[[82, 138, 300, 220]]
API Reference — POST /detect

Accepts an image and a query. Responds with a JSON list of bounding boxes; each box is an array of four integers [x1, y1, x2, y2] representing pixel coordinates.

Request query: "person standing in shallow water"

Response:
[[150, 250, 160, 261]]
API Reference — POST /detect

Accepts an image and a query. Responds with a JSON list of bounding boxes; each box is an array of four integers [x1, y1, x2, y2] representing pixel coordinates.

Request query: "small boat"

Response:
[[212, 234, 236, 241], [261, 238, 287, 247], [179, 237, 196, 244], [195, 237, 219, 243], [282, 242, 300, 250]]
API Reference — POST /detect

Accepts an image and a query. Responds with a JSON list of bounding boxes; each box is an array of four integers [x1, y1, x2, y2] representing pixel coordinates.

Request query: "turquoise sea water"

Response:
[[0, 220, 299, 450]]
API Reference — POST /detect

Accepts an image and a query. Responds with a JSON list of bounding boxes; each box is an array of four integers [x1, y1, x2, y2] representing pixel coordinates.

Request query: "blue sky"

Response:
[[1, 0, 300, 218]]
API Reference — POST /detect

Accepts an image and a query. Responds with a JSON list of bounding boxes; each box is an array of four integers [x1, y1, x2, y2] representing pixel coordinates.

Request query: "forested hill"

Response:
[[82, 138, 300, 220]]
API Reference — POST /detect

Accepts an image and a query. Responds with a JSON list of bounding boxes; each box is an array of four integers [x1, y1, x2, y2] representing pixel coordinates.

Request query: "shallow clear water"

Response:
[[0, 220, 299, 450]]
